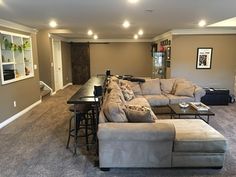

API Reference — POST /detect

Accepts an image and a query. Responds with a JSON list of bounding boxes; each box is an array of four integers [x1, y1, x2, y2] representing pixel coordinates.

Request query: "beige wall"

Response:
[[37, 30, 54, 89], [90, 42, 152, 77], [61, 41, 72, 86], [172, 34, 236, 93], [234, 74, 236, 96], [0, 26, 40, 123]]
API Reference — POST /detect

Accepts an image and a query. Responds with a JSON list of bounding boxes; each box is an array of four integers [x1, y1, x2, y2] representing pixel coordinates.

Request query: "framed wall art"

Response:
[[196, 48, 213, 69]]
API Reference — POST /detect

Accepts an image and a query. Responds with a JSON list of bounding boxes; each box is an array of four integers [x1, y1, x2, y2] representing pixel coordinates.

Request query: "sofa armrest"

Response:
[[194, 86, 206, 102], [98, 122, 175, 141]]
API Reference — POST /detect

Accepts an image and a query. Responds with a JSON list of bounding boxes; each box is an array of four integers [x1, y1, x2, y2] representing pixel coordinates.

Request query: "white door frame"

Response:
[[52, 39, 63, 92]]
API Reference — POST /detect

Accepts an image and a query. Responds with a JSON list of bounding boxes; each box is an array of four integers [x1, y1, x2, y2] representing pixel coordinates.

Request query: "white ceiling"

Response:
[[0, 0, 236, 40]]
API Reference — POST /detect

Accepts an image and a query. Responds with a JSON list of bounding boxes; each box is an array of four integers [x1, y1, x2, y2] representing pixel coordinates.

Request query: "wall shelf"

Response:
[[0, 31, 34, 85]]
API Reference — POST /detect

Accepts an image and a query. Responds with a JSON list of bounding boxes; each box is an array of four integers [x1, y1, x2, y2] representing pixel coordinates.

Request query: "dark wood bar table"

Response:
[[67, 76, 106, 154]]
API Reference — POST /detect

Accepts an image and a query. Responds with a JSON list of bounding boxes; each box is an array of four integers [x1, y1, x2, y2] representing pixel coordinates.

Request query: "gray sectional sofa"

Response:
[[97, 77, 227, 169]]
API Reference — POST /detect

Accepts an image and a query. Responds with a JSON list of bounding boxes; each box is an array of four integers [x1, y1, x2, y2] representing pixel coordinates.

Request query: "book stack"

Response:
[[190, 102, 210, 111]]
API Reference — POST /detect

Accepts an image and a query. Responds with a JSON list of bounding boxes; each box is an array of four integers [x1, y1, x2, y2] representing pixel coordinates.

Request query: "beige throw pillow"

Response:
[[160, 79, 175, 94], [174, 82, 195, 97], [103, 102, 128, 122], [140, 78, 161, 95], [124, 105, 157, 123]]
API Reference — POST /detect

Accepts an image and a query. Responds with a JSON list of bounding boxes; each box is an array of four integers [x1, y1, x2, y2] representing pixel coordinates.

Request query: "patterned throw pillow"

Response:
[[124, 105, 157, 123], [120, 82, 135, 101]]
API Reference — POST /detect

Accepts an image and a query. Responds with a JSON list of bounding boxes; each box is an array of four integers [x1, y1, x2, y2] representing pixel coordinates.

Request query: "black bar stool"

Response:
[[66, 103, 96, 154]]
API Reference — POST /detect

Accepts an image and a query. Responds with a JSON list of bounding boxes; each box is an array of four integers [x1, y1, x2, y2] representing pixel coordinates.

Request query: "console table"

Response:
[[67, 76, 106, 154]]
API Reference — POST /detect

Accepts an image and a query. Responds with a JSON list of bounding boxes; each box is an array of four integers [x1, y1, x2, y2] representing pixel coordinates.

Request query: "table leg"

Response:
[[95, 102, 99, 156], [73, 104, 77, 155]]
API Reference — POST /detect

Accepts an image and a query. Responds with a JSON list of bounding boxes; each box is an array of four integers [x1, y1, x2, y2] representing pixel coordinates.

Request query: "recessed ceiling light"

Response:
[[134, 34, 138, 39], [198, 20, 206, 27], [49, 20, 57, 28], [93, 34, 98, 40], [123, 20, 130, 28], [87, 30, 93, 36], [128, 0, 139, 4], [138, 29, 143, 36]]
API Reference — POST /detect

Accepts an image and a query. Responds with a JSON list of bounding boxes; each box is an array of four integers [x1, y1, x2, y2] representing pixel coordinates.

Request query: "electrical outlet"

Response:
[[13, 101, 16, 107]]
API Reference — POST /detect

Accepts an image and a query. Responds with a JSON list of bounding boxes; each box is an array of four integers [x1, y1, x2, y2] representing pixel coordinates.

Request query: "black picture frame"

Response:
[[196, 48, 213, 69]]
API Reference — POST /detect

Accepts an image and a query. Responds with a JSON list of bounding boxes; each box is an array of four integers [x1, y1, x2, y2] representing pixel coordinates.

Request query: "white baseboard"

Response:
[[51, 83, 72, 96], [0, 100, 42, 129], [63, 82, 72, 89]]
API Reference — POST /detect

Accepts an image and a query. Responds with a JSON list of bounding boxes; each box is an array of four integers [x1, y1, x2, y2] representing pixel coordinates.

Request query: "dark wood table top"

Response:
[[67, 76, 106, 104], [169, 104, 215, 116]]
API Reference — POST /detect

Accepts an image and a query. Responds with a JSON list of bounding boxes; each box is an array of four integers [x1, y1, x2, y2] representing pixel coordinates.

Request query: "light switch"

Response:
[[34, 64, 37, 70]]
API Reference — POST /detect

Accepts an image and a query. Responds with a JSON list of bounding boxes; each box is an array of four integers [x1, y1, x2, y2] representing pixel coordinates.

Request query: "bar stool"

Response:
[[66, 103, 96, 154]]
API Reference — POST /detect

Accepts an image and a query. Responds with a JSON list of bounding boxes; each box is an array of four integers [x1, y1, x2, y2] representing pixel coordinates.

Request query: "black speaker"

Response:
[[106, 69, 111, 76], [94, 85, 103, 97]]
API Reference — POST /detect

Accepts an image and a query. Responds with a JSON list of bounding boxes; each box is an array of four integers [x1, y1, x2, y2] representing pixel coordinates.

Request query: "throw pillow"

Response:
[[140, 78, 161, 95], [119, 82, 135, 101], [174, 82, 195, 97], [124, 105, 157, 123], [160, 79, 175, 94], [120, 80, 142, 95], [103, 102, 128, 122], [107, 81, 126, 103], [171, 78, 189, 94]]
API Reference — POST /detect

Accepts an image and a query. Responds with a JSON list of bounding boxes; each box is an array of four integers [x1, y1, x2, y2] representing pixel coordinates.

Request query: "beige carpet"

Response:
[[0, 85, 236, 177]]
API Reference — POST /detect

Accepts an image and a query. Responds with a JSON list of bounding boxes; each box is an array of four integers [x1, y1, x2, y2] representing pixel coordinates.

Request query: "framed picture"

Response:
[[196, 48, 213, 69]]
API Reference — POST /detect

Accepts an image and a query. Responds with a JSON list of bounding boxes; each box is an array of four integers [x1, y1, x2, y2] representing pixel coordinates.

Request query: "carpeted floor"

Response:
[[0, 85, 236, 177]]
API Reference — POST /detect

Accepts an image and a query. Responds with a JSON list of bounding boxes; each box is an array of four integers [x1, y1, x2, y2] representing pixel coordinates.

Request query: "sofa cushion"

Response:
[[140, 78, 161, 95], [126, 96, 151, 108], [144, 95, 169, 106], [165, 94, 194, 104], [124, 105, 157, 123], [160, 79, 175, 94], [174, 82, 195, 97], [158, 119, 227, 153], [131, 83, 142, 95]]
